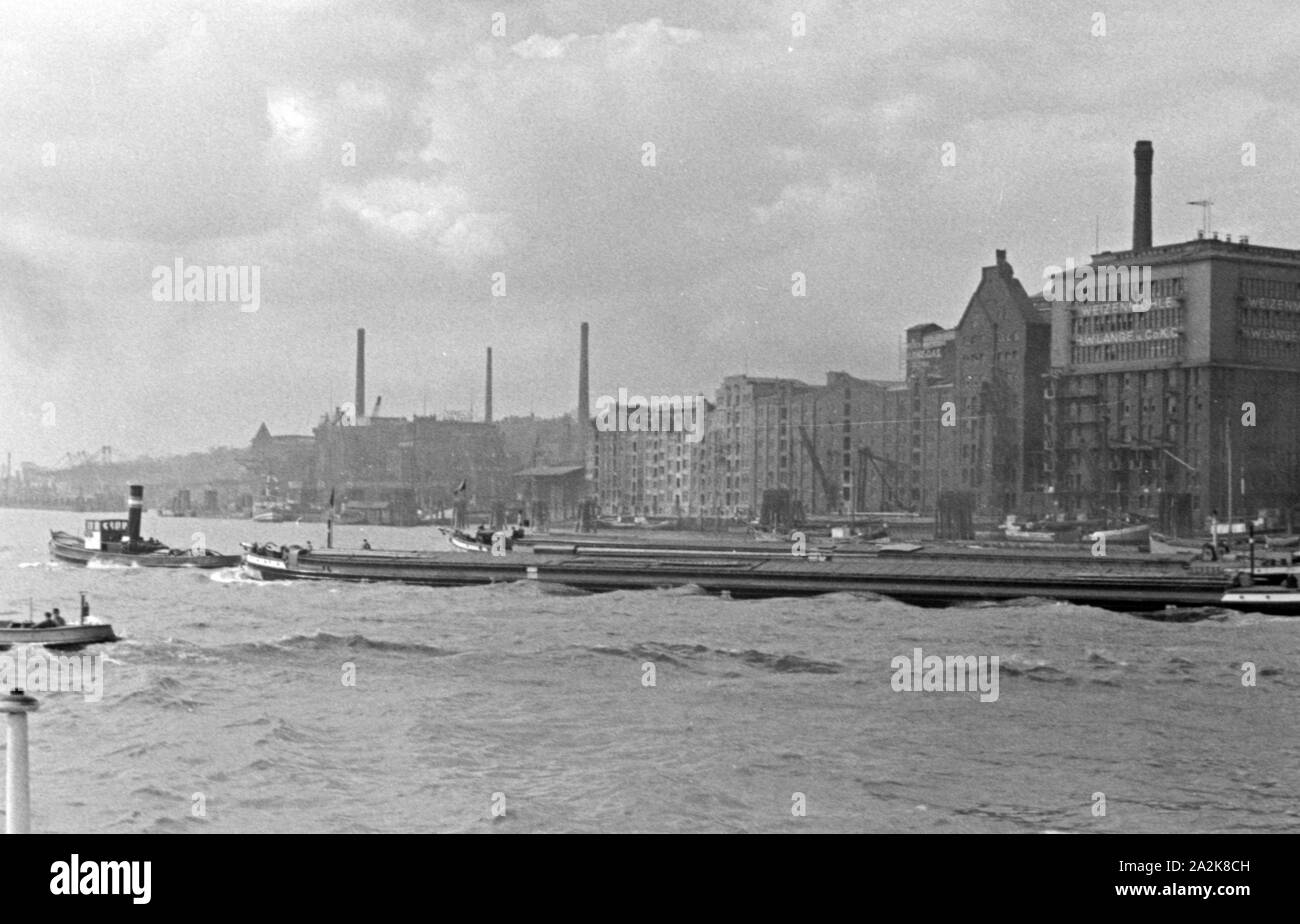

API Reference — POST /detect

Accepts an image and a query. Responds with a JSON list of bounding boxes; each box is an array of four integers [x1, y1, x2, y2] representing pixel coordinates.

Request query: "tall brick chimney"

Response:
[[485, 347, 493, 423], [1133, 140, 1153, 251], [578, 322, 590, 426], [355, 328, 365, 420]]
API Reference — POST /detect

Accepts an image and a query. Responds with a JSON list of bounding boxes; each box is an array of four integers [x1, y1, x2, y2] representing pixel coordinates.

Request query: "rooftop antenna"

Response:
[[1188, 199, 1213, 237]]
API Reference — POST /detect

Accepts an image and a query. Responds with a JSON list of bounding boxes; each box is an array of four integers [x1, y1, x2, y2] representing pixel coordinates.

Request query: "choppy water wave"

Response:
[[473, 579, 593, 597], [970, 596, 1064, 608], [117, 674, 209, 710], [220, 631, 458, 658], [585, 641, 842, 674]]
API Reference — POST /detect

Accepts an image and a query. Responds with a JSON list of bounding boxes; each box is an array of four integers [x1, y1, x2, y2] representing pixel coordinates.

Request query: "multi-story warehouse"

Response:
[[694, 376, 803, 519], [880, 325, 957, 515], [312, 411, 512, 521], [677, 373, 903, 520], [748, 373, 901, 517], [882, 251, 1050, 517], [243, 423, 319, 505], [1043, 142, 1300, 534], [589, 397, 703, 517]]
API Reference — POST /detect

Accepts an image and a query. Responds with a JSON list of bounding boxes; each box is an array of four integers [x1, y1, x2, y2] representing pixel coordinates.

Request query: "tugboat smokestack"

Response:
[[127, 484, 143, 544]]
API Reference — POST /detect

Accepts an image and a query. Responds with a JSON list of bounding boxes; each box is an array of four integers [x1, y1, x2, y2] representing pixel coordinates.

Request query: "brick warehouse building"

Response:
[[881, 251, 1051, 518], [1043, 141, 1300, 533]]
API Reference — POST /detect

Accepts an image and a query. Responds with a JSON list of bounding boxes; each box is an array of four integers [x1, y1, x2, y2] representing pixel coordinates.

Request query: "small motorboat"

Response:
[[437, 526, 521, 552], [1003, 524, 1056, 542], [252, 509, 290, 523], [1084, 523, 1152, 546], [596, 517, 639, 529], [0, 593, 117, 649], [0, 623, 117, 649]]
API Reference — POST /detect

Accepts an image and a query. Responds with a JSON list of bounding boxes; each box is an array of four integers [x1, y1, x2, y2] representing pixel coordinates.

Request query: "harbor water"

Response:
[[1, 508, 1296, 833]]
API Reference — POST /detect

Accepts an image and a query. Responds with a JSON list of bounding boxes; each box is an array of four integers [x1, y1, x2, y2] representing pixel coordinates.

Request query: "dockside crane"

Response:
[[798, 425, 840, 514], [855, 445, 901, 512]]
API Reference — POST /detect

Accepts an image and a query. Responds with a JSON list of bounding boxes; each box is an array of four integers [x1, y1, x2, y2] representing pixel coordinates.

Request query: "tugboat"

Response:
[[49, 485, 241, 569]]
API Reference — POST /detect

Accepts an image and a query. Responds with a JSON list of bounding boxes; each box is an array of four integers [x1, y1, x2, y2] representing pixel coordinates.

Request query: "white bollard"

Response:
[[1, 689, 39, 834]]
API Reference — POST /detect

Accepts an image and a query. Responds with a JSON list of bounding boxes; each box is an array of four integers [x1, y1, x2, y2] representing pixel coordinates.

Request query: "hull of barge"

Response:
[[241, 547, 1232, 610]]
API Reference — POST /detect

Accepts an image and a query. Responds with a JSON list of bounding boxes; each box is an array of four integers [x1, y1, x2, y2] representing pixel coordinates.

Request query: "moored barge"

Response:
[[238, 541, 1256, 612]]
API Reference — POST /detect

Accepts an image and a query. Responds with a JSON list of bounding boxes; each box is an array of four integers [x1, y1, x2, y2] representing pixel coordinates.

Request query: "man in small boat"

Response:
[[36, 611, 57, 628], [474, 524, 493, 545], [51, 608, 65, 626], [361, 539, 372, 550]]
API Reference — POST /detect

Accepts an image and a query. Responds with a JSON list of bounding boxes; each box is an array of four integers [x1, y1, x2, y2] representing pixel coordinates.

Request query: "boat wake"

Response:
[[208, 566, 279, 585]]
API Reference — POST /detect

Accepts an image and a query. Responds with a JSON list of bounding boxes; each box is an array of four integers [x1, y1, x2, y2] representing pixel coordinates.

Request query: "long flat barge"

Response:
[[241, 544, 1232, 610], [517, 531, 1200, 565]]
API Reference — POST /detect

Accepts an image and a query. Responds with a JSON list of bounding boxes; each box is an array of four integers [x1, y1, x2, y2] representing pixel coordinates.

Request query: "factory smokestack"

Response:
[[485, 347, 493, 423], [355, 328, 366, 421], [127, 484, 143, 544], [1133, 140, 1153, 252], [578, 322, 590, 427]]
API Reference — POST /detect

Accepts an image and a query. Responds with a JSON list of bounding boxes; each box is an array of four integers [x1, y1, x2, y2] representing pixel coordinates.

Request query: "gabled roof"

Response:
[[955, 251, 1048, 333]]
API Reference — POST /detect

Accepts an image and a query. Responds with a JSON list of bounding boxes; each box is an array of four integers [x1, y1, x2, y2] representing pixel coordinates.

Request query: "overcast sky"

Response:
[[3, 0, 1300, 466]]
